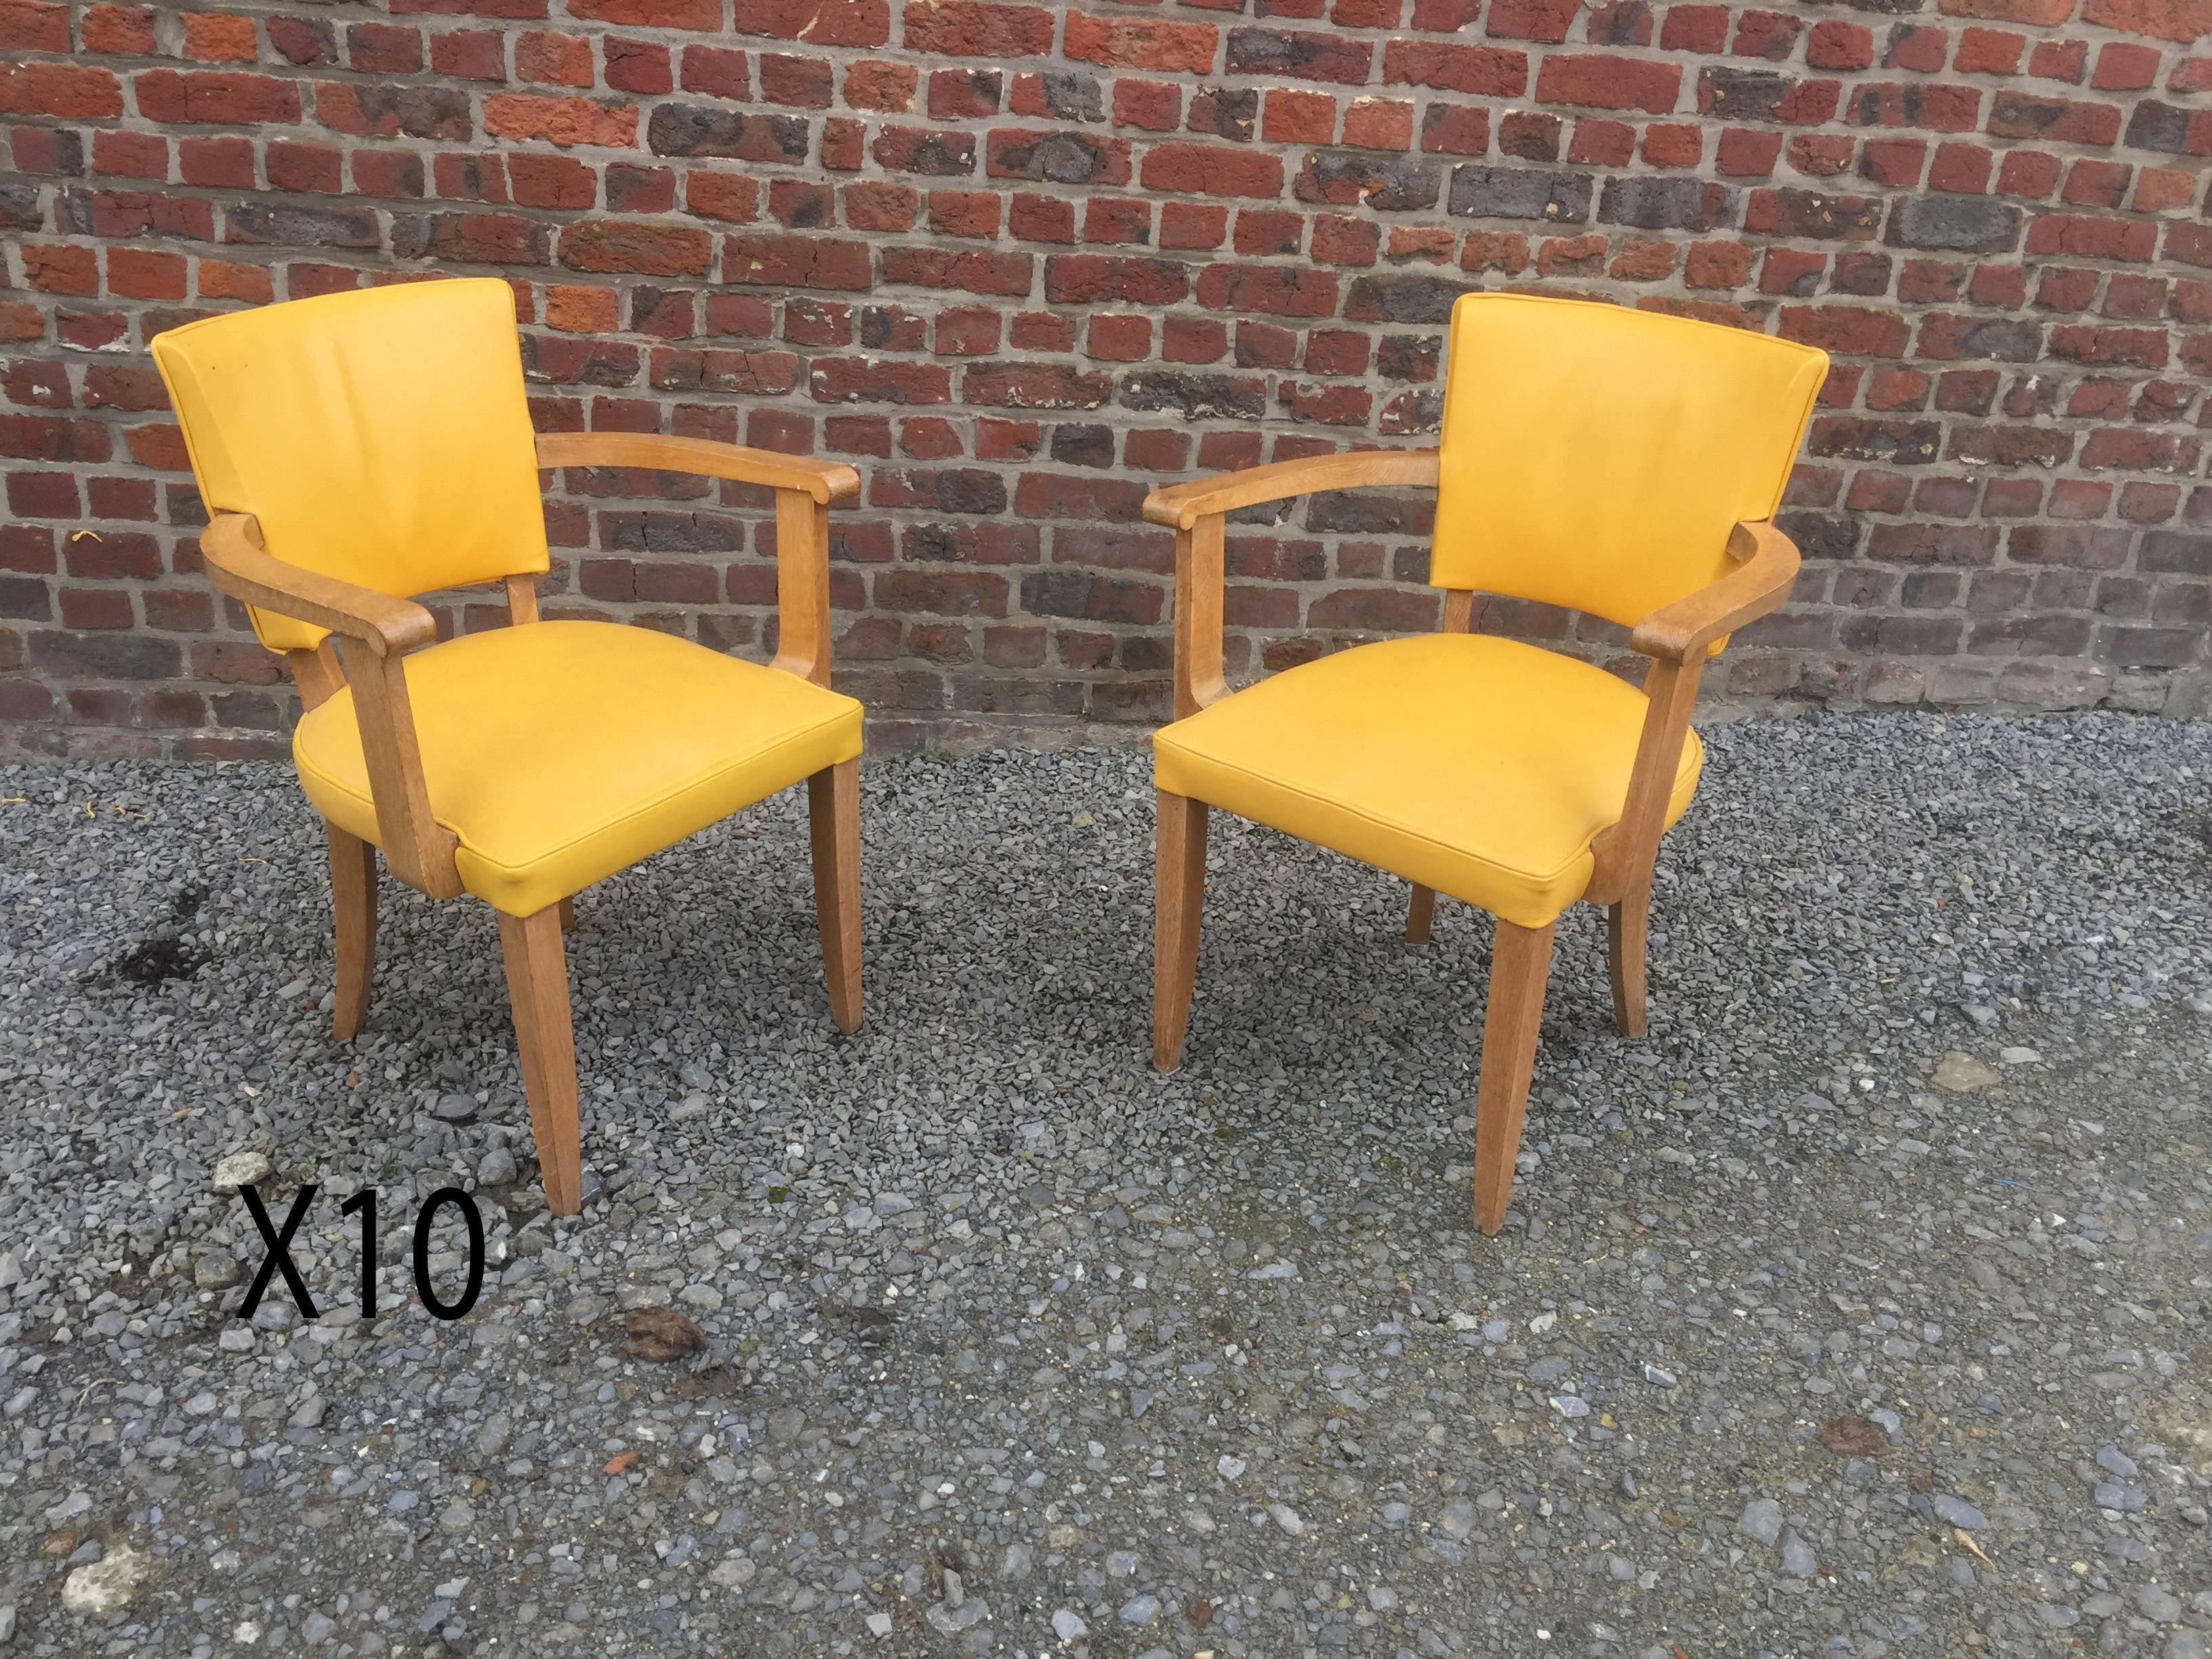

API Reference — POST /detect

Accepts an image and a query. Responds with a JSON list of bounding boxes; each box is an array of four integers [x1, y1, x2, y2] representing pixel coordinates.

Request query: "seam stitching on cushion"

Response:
[[1155, 729, 1701, 890], [294, 676, 861, 878], [454, 704, 861, 880]]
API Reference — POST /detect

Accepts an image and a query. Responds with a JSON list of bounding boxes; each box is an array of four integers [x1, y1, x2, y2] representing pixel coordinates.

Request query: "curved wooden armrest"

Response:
[[200, 514, 436, 658], [1629, 520, 1800, 663], [1148, 449, 1439, 718], [1142, 448, 1439, 531], [535, 432, 859, 504], [201, 514, 459, 898], [536, 431, 853, 687]]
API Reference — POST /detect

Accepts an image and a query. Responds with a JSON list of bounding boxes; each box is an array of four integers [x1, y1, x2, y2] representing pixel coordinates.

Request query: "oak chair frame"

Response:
[[1141, 448, 1802, 1235], [198, 433, 864, 1218]]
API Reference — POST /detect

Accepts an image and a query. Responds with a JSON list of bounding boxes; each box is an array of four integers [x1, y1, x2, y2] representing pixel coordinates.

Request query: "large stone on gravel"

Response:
[[62, 1546, 150, 1614], [1933, 1052, 2001, 1092], [211, 1151, 271, 1192]]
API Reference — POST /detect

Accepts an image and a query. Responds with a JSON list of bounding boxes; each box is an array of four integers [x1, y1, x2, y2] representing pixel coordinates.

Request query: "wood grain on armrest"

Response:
[[535, 432, 860, 504], [200, 516, 459, 897], [1141, 448, 1439, 531], [200, 514, 435, 657]]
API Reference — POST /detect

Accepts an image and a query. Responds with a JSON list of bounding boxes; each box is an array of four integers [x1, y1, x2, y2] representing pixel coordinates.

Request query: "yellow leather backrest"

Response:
[[1431, 293, 1826, 632], [151, 277, 548, 654]]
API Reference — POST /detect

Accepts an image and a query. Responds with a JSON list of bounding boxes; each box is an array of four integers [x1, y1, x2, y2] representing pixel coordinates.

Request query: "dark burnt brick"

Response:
[[1885, 195, 2022, 253], [28, 630, 181, 680], [1807, 417, 1943, 465], [1294, 151, 1443, 211], [872, 468, 1010, 515], [1187, 87, 1258, 143], [0, 185, 42, 232], [1376, 334, 1442, 382], [1012, 472, 1148, 520], [1117, 371, 1267, 420], [1698, 66, 1794, 119], [648, 105, 811, 161], [2141, 531, 2212, 575], [2103, 626, 2198, 668], [224, 202, 381, 249], [1447, 165, 1593, 222], [1225, 27, 1374, 86], [1305, 489, 1435, 535], [1599, 176, 1736, 232], [987, 129, 1130, 185], [1343, 272, 1477, 323], [1033, 70, 1103, 121], [602, 512, 744, 554], [2122, 100, 2198, 155], [1019, 570, 1164, 624], [1048, 424, 1116, 467]]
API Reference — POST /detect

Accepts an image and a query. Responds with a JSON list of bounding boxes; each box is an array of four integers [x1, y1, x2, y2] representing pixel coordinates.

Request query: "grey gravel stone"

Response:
[[1931, 1494, 1987, 1529], [1741, 1498, 1784, 1546], [1779, 1531, 1818, 1578]]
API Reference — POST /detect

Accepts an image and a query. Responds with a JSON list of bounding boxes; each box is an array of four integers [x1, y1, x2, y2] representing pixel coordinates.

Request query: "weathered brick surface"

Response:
[[3, 0, 2209, 759]]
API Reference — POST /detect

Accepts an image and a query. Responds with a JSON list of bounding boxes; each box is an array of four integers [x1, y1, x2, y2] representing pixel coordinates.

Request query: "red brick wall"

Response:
[[3, 0, 2209, 758]]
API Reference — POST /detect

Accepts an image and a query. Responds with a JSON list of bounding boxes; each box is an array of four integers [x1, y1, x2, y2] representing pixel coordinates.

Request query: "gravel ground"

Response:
[[1, 710, 2209, 1659]]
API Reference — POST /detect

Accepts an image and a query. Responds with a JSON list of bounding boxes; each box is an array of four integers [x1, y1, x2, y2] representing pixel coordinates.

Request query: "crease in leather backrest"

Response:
[[1430, 293, 1827, 632], [150, 277, 548, 654]]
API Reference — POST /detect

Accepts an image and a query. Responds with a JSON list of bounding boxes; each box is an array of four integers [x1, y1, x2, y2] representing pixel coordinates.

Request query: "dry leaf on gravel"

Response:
[[1818, 1415, 1889, 1458], [623, 1308, 706, 1363]]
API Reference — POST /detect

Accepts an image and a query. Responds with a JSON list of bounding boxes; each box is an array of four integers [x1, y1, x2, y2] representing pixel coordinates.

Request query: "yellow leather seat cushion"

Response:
[[1151, 634, 1700, 930], [295, 620, 862, 917]]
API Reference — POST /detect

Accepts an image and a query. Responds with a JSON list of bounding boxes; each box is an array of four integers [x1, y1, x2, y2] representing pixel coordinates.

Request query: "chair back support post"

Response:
[[770, 487, 832, 687], [1586, 654, 1703, 906], [330, 636, 464, 899], [504, 572, 541, 626], [285, 642, 344, 712], [1172, 515, 1229, 720]]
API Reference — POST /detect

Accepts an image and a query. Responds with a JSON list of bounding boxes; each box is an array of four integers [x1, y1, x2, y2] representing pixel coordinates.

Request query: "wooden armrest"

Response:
[[200, 514, 435, 658], [535, 432, 859, 504], [1588, 521, 1801, 904], [1629, 520, 1801, 663], [1142, 448, 1439, 531], [201, 514, 458, 898], [1149, 449, 1439, 719]]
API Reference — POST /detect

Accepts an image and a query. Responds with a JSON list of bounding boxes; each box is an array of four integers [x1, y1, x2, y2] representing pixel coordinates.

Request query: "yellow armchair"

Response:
[[1143, 293, 1827, 1235], [152, 278, 866, 1217]]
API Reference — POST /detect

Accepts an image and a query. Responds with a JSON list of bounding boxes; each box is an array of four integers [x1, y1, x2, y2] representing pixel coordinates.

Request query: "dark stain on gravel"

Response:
[[95, 880, 211, 987]]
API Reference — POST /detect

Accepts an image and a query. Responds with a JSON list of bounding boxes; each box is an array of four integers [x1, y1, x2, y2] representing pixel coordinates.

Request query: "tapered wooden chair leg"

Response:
[[1405, 883, 1436, 945], [1607, 875, 1650, 1038], [558, 895, 576, 933], [1152, 788, 1209, 1071], [327, 821, 377, 1042], [497, 906, 583, 1218], [807, 758, 863, 1035], [1471, 918, 1556, 1236]]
